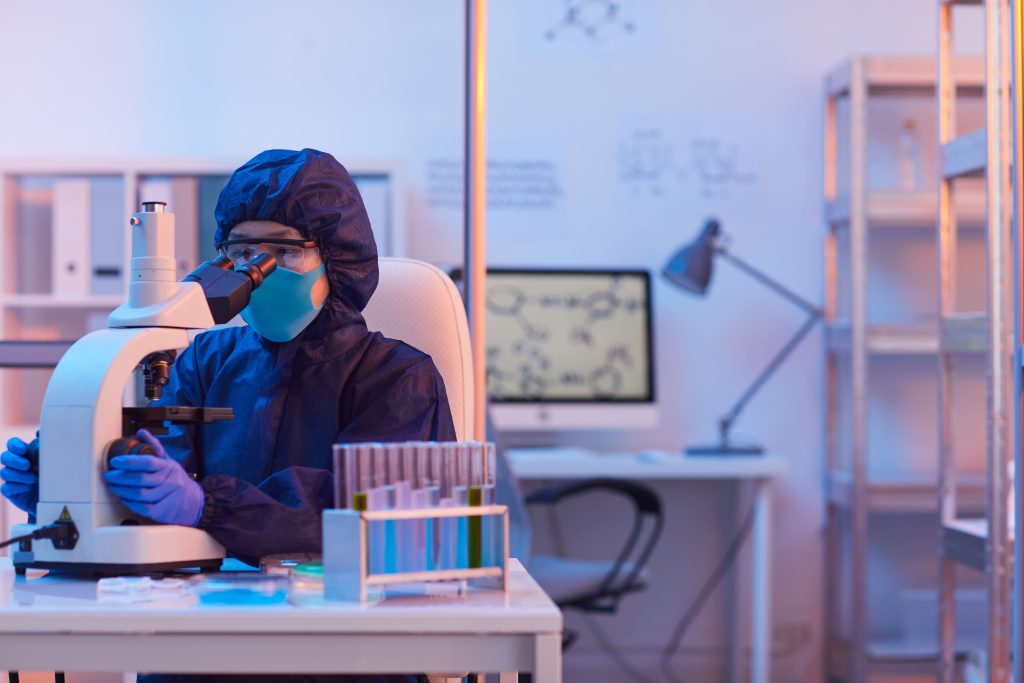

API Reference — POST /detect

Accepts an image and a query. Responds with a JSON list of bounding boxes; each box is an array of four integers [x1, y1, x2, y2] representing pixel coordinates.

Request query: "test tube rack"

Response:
[[322, 504, 510, 603]]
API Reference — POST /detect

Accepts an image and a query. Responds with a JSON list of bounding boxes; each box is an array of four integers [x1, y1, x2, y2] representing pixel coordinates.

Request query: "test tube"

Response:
[[361, 443, 388, 575], [484, 441, 500, 567], [402, 442, 417, 495], [369, 444, 397, 574], [437, 442, 460, 569], [410, 442, 433, 571], [452, 442, 469, 569], [354, 443, 373, 512], [467, 442, 483, 568], [437, 497, 457, 570], [390, 443, 412, 573], [331, 443, 349, 509], [406, 442, 424, 572]]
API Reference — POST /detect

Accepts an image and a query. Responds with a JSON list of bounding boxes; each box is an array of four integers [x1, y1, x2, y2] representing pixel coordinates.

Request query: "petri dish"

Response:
[[260, 553, 322, 577], [288, 562, 324, 606], [192, 573, 289, 605]]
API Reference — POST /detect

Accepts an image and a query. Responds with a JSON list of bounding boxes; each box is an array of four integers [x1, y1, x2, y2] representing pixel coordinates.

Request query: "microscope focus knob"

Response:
[[106, 437, 157, 468]]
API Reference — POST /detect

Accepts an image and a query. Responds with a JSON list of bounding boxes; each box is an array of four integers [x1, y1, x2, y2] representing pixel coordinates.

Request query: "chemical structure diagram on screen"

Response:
[[486, 277, 644, 400], [619, 129, 758, 199], [544, 0, 637, 42]]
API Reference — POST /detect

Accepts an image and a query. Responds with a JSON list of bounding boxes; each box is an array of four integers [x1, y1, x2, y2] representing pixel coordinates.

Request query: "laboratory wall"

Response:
[[0, 1, 984, 681]]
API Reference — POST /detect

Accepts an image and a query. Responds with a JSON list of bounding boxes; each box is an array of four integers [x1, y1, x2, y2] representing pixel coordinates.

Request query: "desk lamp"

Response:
[[662, 218, 822, 456]]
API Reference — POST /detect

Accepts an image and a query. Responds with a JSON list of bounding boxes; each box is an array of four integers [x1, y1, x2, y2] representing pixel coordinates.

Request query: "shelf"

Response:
[[826, 189, 986, 228], [940, 312, 987, 353], [0, 159, 237, 176], [2, 294, 124, 309], [0, 340, 73, 368], [828, 471, 984, 513], [943, 129, 987, 179], [940, 0, 983, 6], [825, 55, 985, 98], [942, 517, 988, 571], [828, 638, 942, 679], [827, 321, 938, 354]]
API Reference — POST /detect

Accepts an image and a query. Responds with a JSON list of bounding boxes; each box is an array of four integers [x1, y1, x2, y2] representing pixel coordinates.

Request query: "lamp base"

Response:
[[685, 443, 764, 457]]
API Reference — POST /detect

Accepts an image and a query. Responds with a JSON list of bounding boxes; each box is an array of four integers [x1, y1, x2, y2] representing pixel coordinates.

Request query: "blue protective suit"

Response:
[[139, 150, 452, 683]]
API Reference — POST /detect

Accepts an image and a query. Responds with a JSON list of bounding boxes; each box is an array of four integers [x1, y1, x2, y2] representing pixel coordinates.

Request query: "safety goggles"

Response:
[[215, 238, 322, 274]]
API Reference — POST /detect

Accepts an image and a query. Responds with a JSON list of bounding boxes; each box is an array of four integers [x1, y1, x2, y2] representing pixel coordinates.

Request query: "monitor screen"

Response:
[[486, 269, 656, 430]]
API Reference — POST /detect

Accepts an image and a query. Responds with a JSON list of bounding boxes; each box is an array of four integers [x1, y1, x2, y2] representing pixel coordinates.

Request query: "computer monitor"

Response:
[[486, 268, 657, 431]]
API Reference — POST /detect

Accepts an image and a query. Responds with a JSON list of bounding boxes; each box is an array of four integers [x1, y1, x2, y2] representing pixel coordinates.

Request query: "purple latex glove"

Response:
[[103, 429, 204, 527], [1, 435, 39, 515]]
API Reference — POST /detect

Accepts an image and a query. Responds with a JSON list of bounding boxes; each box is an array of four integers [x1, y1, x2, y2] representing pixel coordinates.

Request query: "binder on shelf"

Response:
[[198, 176, 230, 262], [15, 180, 53, 295], [51, 179, 91, 298], [171, 177, 199, 278], [89, 176, 125, 296]]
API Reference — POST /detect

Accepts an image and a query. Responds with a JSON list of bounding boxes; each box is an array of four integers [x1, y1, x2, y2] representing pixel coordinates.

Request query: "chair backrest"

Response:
[[361, 257, 476, 441]]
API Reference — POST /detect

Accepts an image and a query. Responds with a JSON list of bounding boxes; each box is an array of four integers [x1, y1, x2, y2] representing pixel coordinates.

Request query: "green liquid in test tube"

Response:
[[468, 485, 482, 569]]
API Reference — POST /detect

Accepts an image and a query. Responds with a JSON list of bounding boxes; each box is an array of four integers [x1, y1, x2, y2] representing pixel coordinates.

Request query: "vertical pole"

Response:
[[728, 482, 743, 683], [0, 172, 7, 546], [849, 56, 869, 683], [751, 480, 772, 683], [937, 6, 958, 683], [822, 81, 839, 683], [985, 0, 1012, 680], [464, 0, 488, 442], [1010, 2, 1024, 680]]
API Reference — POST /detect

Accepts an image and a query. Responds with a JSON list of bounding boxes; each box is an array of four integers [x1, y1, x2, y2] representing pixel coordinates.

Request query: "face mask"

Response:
[[241, 264, 327, 342]]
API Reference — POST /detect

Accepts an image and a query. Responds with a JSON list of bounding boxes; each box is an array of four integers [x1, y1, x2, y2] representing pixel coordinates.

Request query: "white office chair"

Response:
[[361, 257, 476, 441]]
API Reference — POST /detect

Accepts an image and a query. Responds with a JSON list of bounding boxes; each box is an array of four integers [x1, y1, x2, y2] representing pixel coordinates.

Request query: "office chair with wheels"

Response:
[[526, 478, 663, 615]]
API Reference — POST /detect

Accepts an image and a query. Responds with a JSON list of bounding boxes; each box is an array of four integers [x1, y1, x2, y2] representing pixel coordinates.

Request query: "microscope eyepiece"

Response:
[[184, 252, 278, 325], [235, 252, 277, 289], [208, 255, 234, 271]]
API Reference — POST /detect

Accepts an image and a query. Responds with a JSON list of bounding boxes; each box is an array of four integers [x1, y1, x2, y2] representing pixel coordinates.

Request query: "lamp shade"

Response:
[[661, 218, 721, 296]]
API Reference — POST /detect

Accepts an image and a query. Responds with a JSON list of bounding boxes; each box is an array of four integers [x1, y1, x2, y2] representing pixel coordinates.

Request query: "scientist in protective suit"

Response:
[[1, 148, 454, 683]]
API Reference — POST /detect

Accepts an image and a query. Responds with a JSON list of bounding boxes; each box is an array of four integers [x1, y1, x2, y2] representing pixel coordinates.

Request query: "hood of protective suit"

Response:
[[214, 148, 379, 347]]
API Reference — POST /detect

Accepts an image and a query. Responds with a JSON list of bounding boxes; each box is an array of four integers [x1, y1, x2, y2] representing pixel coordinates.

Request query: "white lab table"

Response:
[[507, 447, 787, 683], [0, 559, 562, 682]]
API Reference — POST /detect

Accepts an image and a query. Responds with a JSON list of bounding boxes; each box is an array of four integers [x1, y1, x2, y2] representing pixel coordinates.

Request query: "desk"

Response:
[[507, 448, 787, 683], [0, 559, 562, 682]]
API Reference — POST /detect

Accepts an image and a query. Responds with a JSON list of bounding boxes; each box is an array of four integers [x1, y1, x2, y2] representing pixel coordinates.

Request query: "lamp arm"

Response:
[[716, 247, 822, 316], [718, 310, 821, 447]]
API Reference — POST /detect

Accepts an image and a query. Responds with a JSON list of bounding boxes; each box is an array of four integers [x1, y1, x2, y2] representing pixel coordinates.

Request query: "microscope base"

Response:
[[11, 521, 226, 575], [13, 558, 223, 576]]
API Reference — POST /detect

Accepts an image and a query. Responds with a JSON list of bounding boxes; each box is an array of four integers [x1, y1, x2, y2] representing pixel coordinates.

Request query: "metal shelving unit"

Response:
[[824, 55, 986, 683], [936, 1, 1015, 682]]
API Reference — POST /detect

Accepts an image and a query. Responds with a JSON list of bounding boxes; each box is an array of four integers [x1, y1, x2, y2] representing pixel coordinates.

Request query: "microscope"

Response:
[[10, 201, 275, 573]]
